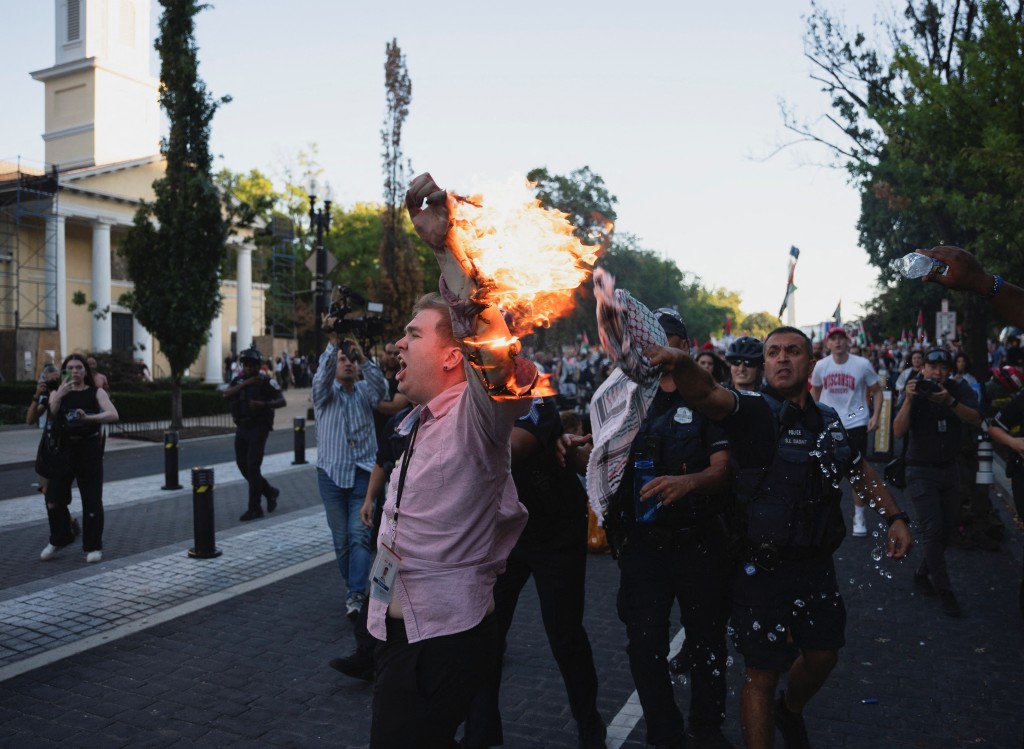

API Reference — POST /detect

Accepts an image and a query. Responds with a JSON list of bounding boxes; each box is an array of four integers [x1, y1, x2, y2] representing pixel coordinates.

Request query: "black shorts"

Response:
[[846, 425, 869, 461], [730, 555, 847, 672]]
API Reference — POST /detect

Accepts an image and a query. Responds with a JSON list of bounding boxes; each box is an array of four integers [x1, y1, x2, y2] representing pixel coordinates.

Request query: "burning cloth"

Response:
[[586, 268, 667, 520]]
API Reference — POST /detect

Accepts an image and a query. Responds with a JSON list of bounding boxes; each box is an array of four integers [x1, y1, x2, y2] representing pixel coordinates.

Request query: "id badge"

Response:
[[938, 419, 947, 433], [369, 543, 401, 604]]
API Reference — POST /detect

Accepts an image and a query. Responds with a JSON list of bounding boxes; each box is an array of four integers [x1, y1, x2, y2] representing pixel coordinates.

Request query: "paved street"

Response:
[[0, 413, 1022, 748]]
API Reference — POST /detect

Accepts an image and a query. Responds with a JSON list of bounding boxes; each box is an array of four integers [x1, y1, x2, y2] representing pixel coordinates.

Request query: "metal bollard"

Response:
[[292, 417, 308, 465], [161, 431, 183, 490], [188, 467, 222, 559]]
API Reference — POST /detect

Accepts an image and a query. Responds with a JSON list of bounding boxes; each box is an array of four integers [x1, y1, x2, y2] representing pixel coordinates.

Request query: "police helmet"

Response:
[[238, 348, 263, 364], [726, 336, 764, 365], [990, 366, 1024, 394]]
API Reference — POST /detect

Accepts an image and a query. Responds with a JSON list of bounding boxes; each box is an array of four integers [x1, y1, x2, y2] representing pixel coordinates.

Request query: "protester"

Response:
[[365, 173, 538, 747], [223, 348, 285, 521], [987, 387, 1024, 619], [725, 336, 764, 392], [28, 364, 63, 496], [810, 326, 883, 538], [39, 354, 119, 563], [646, 327, 912, 749], [892, 348, 981, 618], [696, 350, 730, 385], [895, 350, 924, 392], [463, 395, 606, 749], [312, 323, 387, 620]]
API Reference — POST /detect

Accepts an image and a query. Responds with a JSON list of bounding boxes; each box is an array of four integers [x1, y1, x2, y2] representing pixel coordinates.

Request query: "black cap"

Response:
[[654, 307, 688, 341], [925, 348, 952, 366], [238, 348, 262, 363]]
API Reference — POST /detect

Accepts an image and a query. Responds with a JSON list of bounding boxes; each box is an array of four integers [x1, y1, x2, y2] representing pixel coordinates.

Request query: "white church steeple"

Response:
[[30, 0, 159, 169]]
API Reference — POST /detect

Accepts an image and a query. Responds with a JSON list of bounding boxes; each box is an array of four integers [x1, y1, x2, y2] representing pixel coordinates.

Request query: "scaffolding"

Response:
[[0, 160, 59, 331], [267, 215, 296, 338]]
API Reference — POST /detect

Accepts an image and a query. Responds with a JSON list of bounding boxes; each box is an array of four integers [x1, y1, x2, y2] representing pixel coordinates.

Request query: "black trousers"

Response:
[[234, 426, 274, 511], [463, 511, 603, 746], [45, 436, 105, 552], [616, 519, 733, 745], [371, 614, 495, 749]]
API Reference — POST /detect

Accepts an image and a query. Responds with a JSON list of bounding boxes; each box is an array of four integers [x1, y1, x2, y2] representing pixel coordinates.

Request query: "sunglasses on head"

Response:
[[728, 358, 760, 368], [925, 351, 950, 364]]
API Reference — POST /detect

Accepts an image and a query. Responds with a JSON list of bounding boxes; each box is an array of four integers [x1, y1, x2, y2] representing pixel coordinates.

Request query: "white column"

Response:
[[54, 213, 67, 359], [204, 310, 222, 384], [236, 245, 253, 352], [133, 317, 153, 376], [91, 219, 113, 352]]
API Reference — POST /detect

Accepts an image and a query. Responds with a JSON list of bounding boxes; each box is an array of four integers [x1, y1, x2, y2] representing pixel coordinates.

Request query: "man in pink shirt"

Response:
[[366, 174, 538, 748]]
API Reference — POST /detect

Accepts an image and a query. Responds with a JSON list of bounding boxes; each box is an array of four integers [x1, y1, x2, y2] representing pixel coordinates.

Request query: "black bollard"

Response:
[[188, 467, 222, 559], [307, 405, 315, 422], [161, 431, 183, 490], [292, 417, 308, 465]]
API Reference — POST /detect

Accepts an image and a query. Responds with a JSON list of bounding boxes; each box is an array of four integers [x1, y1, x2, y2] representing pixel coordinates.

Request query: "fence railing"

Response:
[[108, 412, 235, 437]]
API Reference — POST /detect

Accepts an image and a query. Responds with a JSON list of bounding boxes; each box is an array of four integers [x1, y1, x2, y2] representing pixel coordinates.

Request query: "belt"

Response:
[[67, 433, 100, 442]]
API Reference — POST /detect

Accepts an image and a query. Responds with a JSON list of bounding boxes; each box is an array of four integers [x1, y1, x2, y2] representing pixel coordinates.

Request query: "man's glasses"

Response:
[[728, 359, 760, 368]]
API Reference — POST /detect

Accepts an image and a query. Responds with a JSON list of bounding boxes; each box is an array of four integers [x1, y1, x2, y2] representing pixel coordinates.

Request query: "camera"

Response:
[[327, 284, 392, 344], [915, 377, 941, 395]]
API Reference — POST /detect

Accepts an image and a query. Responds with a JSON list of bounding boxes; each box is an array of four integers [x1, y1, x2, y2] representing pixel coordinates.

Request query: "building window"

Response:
[[112, 313, 134, 353], [67, 1, 81, 43]]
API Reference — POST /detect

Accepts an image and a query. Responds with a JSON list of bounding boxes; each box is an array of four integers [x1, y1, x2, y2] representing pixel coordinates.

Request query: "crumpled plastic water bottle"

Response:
[[892, 252, 948, 279]]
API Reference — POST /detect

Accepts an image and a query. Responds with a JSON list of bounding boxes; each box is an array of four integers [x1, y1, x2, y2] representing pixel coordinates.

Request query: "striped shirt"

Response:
[[312, 343, 388, 488]]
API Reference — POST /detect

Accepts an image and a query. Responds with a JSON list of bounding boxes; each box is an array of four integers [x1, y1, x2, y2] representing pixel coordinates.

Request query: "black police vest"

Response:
[[230, 374, 275, 430], [732, 394, 851, 550], [625, 389, 719, 526]]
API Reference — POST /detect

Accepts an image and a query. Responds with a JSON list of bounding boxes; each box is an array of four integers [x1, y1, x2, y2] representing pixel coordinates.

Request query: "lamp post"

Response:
[[308, 184, 332, 356]]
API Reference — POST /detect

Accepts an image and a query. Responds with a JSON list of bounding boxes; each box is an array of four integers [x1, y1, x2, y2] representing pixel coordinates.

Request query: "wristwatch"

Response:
[[886, 511, 911, 527]]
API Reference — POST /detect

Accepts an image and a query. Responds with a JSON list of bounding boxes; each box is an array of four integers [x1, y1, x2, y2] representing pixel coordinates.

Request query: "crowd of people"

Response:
[[23, 196, 1023, 749]]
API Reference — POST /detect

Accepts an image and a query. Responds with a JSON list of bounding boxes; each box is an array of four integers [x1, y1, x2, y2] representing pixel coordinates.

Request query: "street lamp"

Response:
[[307, 180, 332, 356]]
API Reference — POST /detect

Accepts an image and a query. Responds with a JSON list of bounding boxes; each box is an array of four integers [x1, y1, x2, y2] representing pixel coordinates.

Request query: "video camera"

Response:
[[327, 284, 392, 345]]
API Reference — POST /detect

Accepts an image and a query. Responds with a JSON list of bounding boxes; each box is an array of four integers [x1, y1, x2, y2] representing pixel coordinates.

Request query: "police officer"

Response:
[[893, 348, 982, 618], [611, 308, 734, 749], [647, 327, 912, 749], [223, 348, 286, 521], [725, 336, 765, 392]]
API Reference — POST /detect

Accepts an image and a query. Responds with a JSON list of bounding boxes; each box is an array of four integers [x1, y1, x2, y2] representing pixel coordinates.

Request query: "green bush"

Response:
[[0, 383, 228, 424]]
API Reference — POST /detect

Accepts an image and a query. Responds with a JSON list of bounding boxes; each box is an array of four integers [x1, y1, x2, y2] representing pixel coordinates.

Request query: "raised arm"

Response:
[[645, 344, 737, 422], [919, 246, 1024, 329]]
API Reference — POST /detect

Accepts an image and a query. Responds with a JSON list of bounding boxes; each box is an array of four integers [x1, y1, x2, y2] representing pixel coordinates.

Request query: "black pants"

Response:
[[616, 519, 733, 745], [45, 436, 105, 552], [907, 464, 960, 593], [371, 614, 495, 749], [463, 512, 603, 746], [234, 426, 274, 511]]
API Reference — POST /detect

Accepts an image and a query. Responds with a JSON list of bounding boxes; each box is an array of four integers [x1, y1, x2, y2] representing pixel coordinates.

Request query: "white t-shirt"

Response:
[[811, 354, 879, 429]]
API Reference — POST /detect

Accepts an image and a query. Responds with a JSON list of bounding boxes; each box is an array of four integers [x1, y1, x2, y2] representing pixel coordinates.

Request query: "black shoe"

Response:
[[913, 572, 937, 596], [239, 508, 264, 521], [686, 724, 735, 749], [329, 648, 374, 681], [266, 486, 280, 513], [577, 718, 607, 749], [940, 590, 962, 618], [774, 691, 811, 749]]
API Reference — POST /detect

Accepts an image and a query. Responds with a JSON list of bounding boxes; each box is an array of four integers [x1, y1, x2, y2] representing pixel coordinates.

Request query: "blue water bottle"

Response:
[[633, 455, 658, 523]]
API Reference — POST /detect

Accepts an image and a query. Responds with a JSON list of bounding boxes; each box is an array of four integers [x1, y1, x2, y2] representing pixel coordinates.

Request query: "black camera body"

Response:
[[915, 376, 941, 395], [328, 285, 392, 343]]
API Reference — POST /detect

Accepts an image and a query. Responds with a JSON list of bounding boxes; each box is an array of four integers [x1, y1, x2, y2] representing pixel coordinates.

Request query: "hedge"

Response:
[[0, 383, 228, 425]]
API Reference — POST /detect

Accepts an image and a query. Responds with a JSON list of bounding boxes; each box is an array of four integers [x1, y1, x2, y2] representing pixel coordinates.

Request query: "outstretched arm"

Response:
[[645, 344, 737, 422], [919, 246, 1024, 328]]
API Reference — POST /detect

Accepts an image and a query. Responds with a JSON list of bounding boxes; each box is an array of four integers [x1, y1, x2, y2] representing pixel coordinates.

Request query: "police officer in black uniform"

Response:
[[893, 348, 982, 618], [648, 327, 912, 749], [611, 309, 735, 749], [223, 348, 286, 521]]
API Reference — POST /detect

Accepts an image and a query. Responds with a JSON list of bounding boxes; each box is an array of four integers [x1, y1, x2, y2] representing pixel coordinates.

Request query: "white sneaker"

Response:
[[852, 515, 868, 537], [86, 551, 103, 563], [40, 544, 59, 561]]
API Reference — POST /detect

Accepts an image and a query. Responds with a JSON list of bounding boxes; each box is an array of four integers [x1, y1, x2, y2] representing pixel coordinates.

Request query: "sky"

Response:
[[0, 0, 899, 327]]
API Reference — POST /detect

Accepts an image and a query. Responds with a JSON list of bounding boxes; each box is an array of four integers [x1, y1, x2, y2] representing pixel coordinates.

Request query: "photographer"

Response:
[[312, 310, 388, 620], [27, 364, 61, 427], [893, 348, 982, 618], [224, 348, 286, 521]]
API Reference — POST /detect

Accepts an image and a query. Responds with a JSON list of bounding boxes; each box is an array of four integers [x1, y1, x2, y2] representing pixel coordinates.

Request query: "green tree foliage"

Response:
[[378, 39, 423, 329], [527, 166, 618, 242], [120, 0, 229, 427], [790, 0, 1024, 372]]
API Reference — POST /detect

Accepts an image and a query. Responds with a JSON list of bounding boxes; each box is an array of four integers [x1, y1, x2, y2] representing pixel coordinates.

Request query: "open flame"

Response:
[[446, 178, 605, 336]]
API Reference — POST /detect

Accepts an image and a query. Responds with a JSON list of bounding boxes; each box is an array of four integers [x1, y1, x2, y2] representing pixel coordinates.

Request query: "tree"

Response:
[[377, 39, 423, 330], [787, 0, 1024, 374], [527, 166, 618, 243], [120, 0, 230, 427]]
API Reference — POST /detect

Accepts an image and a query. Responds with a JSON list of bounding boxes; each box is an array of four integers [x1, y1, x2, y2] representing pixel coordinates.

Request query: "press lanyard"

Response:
[[389, 417, 421, 548]]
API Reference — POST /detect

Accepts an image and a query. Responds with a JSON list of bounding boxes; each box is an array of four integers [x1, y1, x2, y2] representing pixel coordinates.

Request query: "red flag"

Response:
[[724, 318, 732, 335]]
